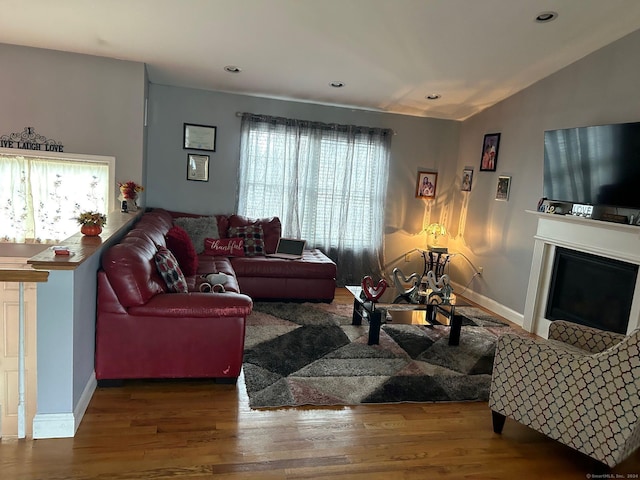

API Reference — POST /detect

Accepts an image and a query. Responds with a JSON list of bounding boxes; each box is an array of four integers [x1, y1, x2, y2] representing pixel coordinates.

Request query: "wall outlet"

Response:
[[404, 252, 411, 262], [478, 266, 484, 275]]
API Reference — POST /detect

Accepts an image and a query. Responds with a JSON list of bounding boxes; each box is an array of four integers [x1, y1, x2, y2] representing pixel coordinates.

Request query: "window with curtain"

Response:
[[0, 151, 112, 243], [238, 113, 392, 285]]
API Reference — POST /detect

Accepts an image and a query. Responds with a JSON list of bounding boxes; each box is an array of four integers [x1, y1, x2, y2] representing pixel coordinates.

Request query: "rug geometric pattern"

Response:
[[243, 302, 516, 408]]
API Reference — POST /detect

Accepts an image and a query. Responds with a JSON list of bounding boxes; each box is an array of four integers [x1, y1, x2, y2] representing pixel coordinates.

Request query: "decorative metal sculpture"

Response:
[[425, 270, 453, 303], [360, 275, 388, 302], [391, 267, 421, 303]]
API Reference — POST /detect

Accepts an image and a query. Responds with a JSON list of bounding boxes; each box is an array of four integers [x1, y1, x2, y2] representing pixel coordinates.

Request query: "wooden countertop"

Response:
[[27, 211, 141, 271]]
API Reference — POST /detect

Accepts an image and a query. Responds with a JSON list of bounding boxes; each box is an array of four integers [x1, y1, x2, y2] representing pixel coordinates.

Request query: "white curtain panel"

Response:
[[0, 154, 109, 243], [238, 113, 391, 285]]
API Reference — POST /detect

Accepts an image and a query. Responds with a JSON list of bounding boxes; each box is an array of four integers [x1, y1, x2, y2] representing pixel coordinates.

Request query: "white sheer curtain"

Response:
[[0, 153, 109, 243], [238, 113, 391, 285]]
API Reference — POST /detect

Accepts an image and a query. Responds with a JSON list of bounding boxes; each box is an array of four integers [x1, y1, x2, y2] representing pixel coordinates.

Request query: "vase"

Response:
[[126, 198, 138, 212], [81, 224, 102, 236], [119, 193, 138, 212]]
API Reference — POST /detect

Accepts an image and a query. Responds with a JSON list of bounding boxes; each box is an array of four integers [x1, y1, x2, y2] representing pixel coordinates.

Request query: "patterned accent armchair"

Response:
[[489, 320, 640, 468]]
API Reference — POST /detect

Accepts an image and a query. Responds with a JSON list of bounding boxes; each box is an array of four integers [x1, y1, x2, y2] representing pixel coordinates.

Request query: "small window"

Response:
[[0, 149, 114, 243]]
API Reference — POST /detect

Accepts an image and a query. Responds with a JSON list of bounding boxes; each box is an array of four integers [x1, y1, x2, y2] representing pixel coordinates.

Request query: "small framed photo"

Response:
[[496, 175, 511, 201], [416, 171, 437, 198], [480, 133, 501, 171], [187, 154, 209, 182], [183, 123, 216, 151], [461, 168, 473, 191]]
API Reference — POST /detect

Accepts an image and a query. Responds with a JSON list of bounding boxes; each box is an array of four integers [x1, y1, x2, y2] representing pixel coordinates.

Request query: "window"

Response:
[[238, 114, 391, 284], [0, 149, 114, 243]]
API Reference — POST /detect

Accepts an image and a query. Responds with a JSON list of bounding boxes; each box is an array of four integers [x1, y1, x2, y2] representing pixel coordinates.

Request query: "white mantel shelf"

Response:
[[525, 210, 640, 234], [523, 211, 640, 337]]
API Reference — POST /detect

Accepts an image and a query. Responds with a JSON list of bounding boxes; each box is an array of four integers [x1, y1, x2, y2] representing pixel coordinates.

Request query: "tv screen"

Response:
[[543, 121, 640, 210]]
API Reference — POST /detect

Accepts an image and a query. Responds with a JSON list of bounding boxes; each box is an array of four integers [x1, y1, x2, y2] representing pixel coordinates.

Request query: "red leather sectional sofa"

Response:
[[95, 208, 336, 383]]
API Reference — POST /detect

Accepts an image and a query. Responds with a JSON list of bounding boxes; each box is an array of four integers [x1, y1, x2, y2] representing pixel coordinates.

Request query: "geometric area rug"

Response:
[[242, 301, 518, 408]]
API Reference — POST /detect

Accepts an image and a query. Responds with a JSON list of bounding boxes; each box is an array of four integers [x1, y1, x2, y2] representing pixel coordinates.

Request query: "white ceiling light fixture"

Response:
[[425, 94, 441, 100], [224, 65, 242, 73], [535, 11, 558, 23], [329, 81, 345, 88]]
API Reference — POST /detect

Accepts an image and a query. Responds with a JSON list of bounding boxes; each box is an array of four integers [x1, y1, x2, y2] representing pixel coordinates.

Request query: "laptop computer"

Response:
[[266, 238, 306, 260]]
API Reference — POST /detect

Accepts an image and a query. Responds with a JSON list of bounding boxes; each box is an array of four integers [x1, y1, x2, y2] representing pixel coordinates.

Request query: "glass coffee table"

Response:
[[346, 285, 469, 346]]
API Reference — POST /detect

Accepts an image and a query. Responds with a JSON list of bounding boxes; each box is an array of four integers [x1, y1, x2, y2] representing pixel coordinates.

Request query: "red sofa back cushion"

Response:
[[166, 225, 199, 275]]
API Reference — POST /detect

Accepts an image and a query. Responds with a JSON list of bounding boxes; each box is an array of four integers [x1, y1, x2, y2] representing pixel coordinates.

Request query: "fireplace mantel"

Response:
[[523, 211, 640, 337]]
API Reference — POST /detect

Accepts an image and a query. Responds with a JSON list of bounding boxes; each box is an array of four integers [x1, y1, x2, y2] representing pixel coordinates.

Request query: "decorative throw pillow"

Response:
[[165, 225, 198, 276], [154, 245, 188, 293], [227, 225, 265, 256], [203, 237, 245, 257], [173, 216, 219, 254]]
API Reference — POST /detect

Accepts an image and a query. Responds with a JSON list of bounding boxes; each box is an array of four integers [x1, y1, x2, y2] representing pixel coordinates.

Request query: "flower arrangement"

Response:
[[76, 211, 107, 227], [118, 180, 144, 200]]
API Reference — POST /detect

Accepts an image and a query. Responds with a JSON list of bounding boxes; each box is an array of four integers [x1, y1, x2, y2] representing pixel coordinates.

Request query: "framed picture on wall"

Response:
[[416, 171, 437, 198], [480, 133, 501, 171], [496, 175, 511, 201], [187, 154, 209, 182], [461, 168, 473, 191], [183, 123, 217, 151]]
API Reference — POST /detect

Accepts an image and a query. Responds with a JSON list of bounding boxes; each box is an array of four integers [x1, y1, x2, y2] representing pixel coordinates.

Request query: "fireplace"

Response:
[[524, 211, 640, 337], [546, 247, 637, 334]]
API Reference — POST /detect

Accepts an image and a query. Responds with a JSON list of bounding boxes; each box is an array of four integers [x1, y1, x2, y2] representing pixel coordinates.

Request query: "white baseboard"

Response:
[[32, 371, 96, 439], [74, 371, 97, 432], [451, 281, 524, 328]]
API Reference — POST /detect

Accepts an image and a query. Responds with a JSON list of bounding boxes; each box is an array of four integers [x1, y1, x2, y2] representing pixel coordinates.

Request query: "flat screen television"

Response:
[[543, 121, 640, 210]]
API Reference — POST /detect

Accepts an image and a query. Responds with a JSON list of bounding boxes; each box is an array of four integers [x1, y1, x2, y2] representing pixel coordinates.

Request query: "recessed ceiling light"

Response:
[[535, 11, 558, 23], [425, 94, 441, 100], [330, 81, 345, 88], [224, 65, 242, 73]]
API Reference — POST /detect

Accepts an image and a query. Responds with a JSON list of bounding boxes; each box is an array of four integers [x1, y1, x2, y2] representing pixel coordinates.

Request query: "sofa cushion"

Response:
[[227, 225, 265, 257], [174, 216, 219, 254], [203, 237, 245, 257], [154, 246, 188, 293], [166, 225, 199, 275], [227, 215, 281, 253], [102, 236, 166, 308], [230, 249, 337, 279]]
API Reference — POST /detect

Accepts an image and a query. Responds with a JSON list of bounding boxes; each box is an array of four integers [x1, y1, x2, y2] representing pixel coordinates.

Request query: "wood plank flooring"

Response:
[[2, 289, 639, 479]]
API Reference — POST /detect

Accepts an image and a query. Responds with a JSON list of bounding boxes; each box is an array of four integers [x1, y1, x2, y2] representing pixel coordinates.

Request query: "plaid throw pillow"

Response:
[[227, 225, 265, 256], [154, 245, 188, 293]]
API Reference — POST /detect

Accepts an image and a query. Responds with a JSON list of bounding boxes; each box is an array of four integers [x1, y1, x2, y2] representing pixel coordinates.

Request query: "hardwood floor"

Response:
[[2, 289, 639, 479]]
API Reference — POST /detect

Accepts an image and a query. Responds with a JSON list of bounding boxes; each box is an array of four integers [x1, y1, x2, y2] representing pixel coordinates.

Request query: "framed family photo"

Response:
[[496, 175, 511, 201], [480, 133, 500, 171], [461, 168, 473, 191], [416, 171, 437, 198]]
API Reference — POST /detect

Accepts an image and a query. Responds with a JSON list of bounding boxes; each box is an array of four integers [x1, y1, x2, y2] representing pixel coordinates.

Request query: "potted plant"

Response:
[[76, 211, 107, 236]]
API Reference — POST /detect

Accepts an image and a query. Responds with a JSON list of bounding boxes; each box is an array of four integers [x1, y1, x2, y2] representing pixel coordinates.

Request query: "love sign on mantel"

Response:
[[0, 126, 64, 152]]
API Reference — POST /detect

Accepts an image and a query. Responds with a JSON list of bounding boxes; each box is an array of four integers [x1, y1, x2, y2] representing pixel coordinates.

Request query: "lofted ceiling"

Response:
[[1, 0, 640, 120]]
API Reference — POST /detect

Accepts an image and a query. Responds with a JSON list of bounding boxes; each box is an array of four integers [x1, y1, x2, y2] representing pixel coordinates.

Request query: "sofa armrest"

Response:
[[128, 292, 253, 318], [548, 320, 625, 353]]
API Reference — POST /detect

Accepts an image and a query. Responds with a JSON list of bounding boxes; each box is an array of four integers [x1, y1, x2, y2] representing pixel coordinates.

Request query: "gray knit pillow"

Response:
[[173, 216, 219, 254]]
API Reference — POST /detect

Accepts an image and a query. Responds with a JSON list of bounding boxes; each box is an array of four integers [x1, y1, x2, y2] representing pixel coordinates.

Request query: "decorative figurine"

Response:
[[391, 268, 422, 303], [361, 275, 388, 302]]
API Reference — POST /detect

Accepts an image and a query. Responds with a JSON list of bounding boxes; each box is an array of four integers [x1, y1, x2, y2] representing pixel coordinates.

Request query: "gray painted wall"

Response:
[[145, 85, 460, 277], [0, 43, 147, 208], [0, 43, 147, 427], [445, 28, 640, 316]]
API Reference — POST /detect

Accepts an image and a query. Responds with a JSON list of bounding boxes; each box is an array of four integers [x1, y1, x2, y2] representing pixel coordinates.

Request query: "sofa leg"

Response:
[[492, 410, 506, 434], [215, 377, 238, 385], [97, 379, 124, 388]]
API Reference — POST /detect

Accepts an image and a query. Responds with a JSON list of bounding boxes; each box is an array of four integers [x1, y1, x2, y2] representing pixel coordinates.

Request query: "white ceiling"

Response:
[[2, 0, 640, 121]]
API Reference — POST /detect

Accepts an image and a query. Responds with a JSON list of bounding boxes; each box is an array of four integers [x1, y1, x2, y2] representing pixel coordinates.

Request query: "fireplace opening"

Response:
[[546, 247, 637, 334]]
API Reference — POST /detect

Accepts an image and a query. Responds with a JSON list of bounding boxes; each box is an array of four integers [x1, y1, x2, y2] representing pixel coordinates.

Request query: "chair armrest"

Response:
[[548, 320, 625, 353]]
